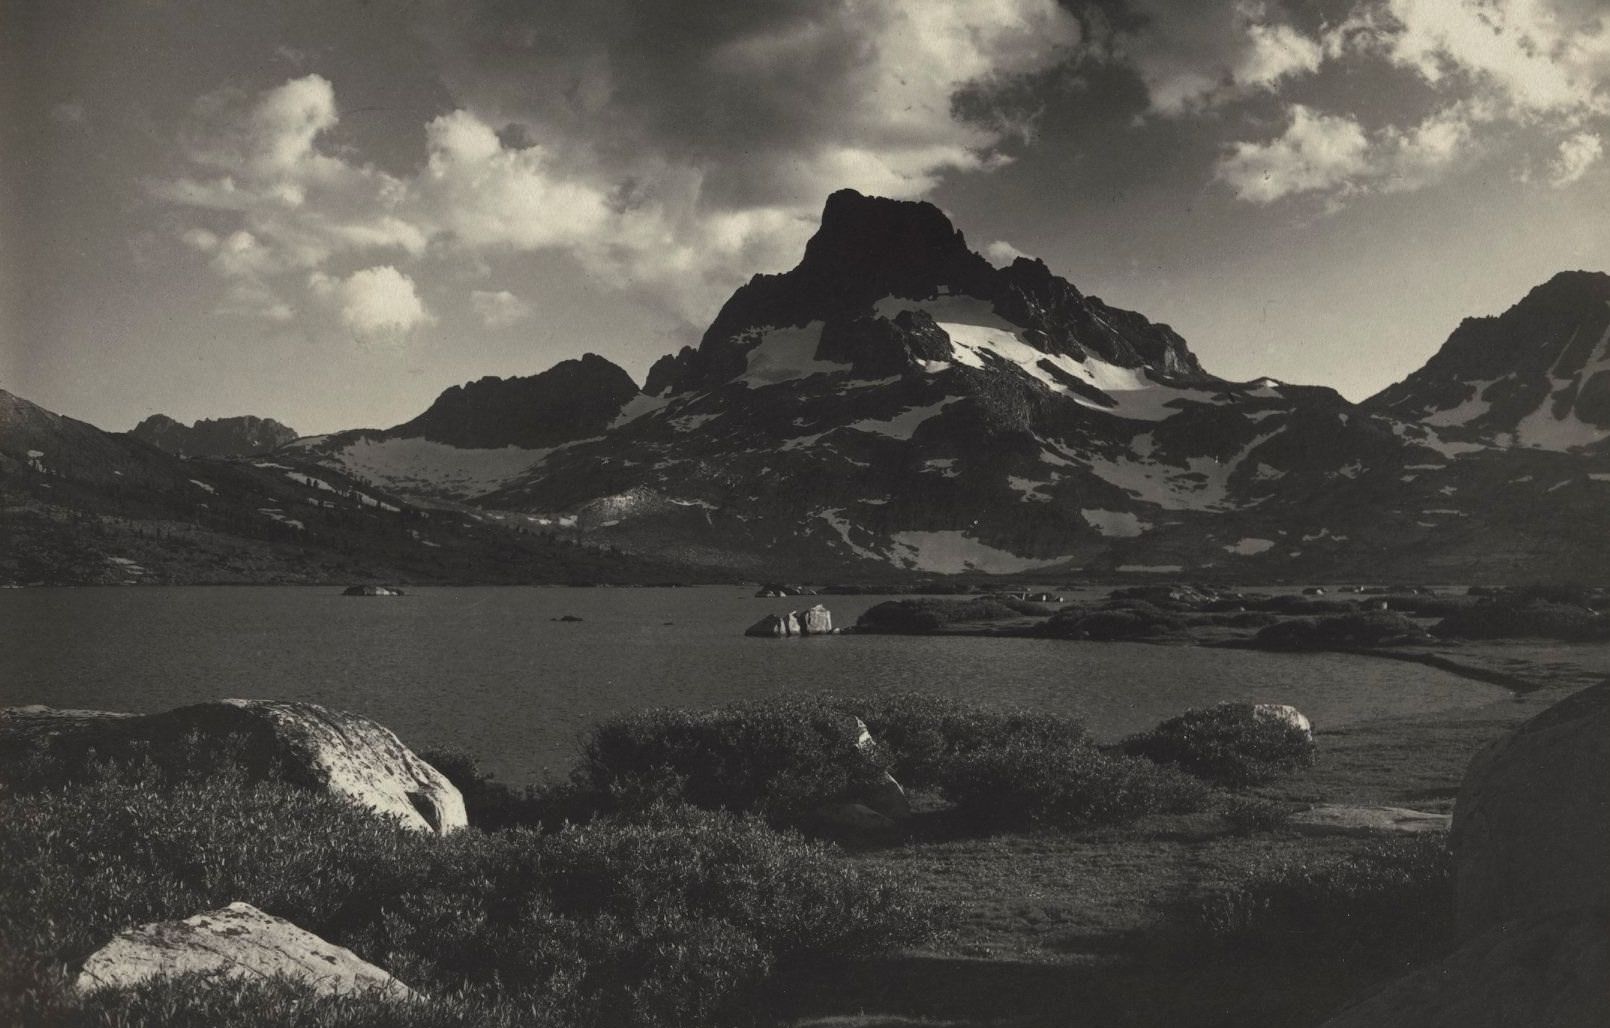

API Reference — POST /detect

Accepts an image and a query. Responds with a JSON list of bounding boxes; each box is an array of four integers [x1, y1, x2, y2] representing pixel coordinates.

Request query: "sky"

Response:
[[2, 0, 1608, 435]]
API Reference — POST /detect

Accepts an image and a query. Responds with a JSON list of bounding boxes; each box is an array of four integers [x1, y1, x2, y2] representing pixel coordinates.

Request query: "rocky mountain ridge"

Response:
[[131, 413, 299, 458], [10, 191, 1610, 583], [295, 190, 1610, 580]]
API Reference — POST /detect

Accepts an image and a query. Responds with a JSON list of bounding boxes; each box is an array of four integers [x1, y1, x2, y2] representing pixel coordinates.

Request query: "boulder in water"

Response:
[[797, 603, 833, 635], [75, 902, 415, 999], [745, 612, 800, 637], [343, 585, 404, 597]]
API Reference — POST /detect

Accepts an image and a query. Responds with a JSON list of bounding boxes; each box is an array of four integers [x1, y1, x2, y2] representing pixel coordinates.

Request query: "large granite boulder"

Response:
[[0, 700, 466, 835], [1452, 680, 1610, 936], [1317, 681, 1610, 1028], [76, 902, 415, 998], [1318, 905, 1609, 1028], [843, 714, 910, 819]]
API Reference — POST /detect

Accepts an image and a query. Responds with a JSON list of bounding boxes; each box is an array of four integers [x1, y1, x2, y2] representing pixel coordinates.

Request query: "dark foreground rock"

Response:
[[0, 700, 465, 835], [1319, 681, 1610, 1027], [76, 901, 416, 999], [1452, 679, 1610, 936]]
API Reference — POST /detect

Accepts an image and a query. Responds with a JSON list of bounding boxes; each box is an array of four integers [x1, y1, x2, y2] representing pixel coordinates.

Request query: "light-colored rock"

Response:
[[1318, 905, 1609, 1028], [0, 700, 466, 835], [744, 612, 800, 637], [841, 714, 909, 819], [797, 604, 833, 635], [343, 585, 404, 596], [76, 902, 415, 999], [1288, 804, 1451, 838], [1248, 702, 1314, 741], [1452, 680, 1610, 937]]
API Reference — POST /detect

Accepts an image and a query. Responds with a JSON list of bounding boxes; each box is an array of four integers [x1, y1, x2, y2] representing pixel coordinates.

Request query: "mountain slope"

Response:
[[0, 387, 708, 586], [1368, 271, 1610, 452]]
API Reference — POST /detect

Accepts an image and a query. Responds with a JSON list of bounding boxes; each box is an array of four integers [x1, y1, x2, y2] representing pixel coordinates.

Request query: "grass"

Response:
[[854, 598, 1052, 633]]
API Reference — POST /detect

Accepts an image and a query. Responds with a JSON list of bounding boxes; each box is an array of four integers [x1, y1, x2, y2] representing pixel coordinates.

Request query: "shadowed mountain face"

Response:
[[1368, 271, 1610, 452], [394, 354, 642, 450], [131, 414, 299, 458]]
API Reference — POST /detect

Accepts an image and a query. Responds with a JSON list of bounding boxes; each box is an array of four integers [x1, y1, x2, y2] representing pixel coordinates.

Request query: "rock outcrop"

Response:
[[76, 902, 415, 999], [1451, 680, 1610, 936], [1318, 905, 1609, 1028], [131, 413, 299, 458], [0, 700, 466, 835], [745, 605, 834, 637], [1288, 804, 1450, 838], [1318, 681, 1610, 1028]]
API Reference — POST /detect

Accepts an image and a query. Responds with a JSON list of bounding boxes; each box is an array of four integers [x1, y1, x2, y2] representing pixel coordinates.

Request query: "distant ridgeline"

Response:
[[6, 190, 1610, 583]]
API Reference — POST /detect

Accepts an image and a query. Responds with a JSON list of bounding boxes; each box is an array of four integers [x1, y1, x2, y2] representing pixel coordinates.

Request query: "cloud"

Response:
[[152, 2, 1083, 331], [985, 240, 1030, 266], [1121, 1, 1324, 115], [1216, 105, 1370, 203], [470, 289, 533, 328], [1551, 131, 1604, 186], [313, 266, 431, 340]]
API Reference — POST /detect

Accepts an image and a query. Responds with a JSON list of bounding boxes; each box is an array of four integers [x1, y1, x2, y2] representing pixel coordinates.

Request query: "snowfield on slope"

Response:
[[872, 292, 1215, 420]]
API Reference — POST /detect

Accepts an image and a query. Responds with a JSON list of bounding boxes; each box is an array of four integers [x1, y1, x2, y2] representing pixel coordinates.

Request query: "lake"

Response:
[[0, 586, 1510, 783]]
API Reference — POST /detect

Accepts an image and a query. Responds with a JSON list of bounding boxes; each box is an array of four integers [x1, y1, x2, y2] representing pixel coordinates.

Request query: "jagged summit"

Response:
[[646, 190, 1206, 397], [1368, 269, 1610, 450], [131, 413, 298, 458]]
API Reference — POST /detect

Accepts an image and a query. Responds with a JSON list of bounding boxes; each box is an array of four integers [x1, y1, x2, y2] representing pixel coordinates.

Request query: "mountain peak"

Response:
[[130, 413, 298, 458]]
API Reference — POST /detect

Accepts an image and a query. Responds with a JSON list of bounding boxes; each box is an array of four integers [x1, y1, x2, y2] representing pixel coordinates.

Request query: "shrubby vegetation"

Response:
[[533, 692, 1212, 835], [1251, 611, 1430, 650], [0, 764, 933, 1028], [854, 597, 1051, 633], [1031, 602, 1191, 641], [1435, 598, 1610, 642], [1121, 705, 1315, 788], [1172, 836, 1453, 956]]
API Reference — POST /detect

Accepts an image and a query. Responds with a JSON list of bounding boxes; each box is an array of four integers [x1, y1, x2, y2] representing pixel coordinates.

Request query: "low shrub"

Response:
[[1251, 611, 1430, 650], [563, 697, 894, 827], [1121, 705, 1315, 788], [943, 741, 1209, 832], [1032, 605, 1190, 641], [1172, 835, 1453, 956], [0, 766, 934, 1028], [850, 692, 1087, 792], [1183, 611, 1282, 629], [1434, 601, 1610, 642], [854, 597, 1048, 633], [1246, 595, 1357, 616]]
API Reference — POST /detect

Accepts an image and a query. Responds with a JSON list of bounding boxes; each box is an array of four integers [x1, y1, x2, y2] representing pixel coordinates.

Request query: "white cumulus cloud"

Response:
[[1216, 105, 1370, 203], [470, 289, 533, 328], [313, 266, 431, 341], [1550, 131, 1604, 186]]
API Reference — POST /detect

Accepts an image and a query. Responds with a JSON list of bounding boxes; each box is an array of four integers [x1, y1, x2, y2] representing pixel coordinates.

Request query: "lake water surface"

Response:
[[1, 586, 1509, 783]]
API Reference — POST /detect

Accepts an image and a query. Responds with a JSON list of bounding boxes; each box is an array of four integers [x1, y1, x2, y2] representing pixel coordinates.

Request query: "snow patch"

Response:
[[1081, 509, 1149, 538], [738, 323, 848, 386], [319, 436, 552, 499], [1224, 537, 1275, 556], [848, 398, 960, 440], [889, 530, 1068, 575], [188, 479, 215, 494], [1423, 378, 1499, 427], [1117, 564, 1184, 573]]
